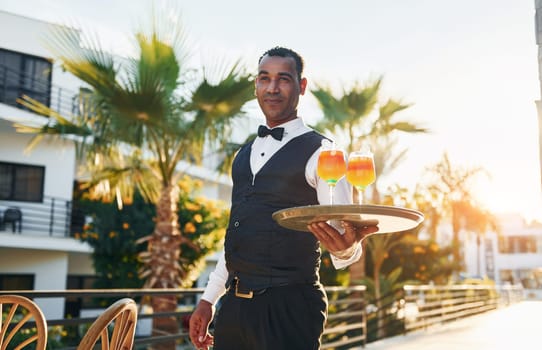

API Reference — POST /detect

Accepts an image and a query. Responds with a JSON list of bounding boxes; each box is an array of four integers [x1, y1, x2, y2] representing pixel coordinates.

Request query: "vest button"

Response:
[[234, 221, 240, 227]]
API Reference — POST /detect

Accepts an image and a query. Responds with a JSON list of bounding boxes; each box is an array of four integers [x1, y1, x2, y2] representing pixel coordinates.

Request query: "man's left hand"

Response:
[[307, 221, 379, 258]]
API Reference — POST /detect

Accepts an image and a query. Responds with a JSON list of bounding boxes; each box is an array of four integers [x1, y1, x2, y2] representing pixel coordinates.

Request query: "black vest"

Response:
[[225, 131, 325, 290]]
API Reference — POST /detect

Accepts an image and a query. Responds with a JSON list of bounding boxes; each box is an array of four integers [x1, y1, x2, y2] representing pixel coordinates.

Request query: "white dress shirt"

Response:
[[200, 117, 362, 304]]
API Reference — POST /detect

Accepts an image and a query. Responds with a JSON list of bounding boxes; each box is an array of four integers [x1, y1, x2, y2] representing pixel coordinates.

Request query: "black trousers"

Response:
[[213, 283, 328, 350]]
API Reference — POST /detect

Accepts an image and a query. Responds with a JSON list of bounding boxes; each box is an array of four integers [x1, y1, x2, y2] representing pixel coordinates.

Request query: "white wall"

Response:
[[0, 247, 68, 319], [0, 122, 76, 200], [496, 253, 542, 270], [0, 10, 82, 92], [462, 233, 484, 277], [0, 11, 55, 58], [67, 252, 94, 275]]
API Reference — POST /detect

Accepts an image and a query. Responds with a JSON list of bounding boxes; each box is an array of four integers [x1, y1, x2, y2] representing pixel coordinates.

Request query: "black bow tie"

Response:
[[257, 125, 284, 141]]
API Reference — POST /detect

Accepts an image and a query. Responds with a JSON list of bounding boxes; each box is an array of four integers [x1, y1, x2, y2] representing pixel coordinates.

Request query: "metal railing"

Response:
[[0, 286, 368, 350], [0, 63, 82, 117], [401, 284, 500, 332], [0, 283, 524, 349], [0, 196, 81, 237], [363, 283, 524, 343], [322, 285, 367, 349]]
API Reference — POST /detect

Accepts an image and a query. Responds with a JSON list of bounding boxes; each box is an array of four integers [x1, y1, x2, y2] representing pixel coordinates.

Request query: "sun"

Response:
[[473, 179, 542, 223]]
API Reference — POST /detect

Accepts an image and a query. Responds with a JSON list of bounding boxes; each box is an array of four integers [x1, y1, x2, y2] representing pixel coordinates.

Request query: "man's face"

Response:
[[255, 55, 307, 127]]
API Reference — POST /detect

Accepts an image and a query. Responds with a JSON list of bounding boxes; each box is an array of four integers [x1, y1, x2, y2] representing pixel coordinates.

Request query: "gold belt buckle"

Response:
[[234, 278, 253, 299]]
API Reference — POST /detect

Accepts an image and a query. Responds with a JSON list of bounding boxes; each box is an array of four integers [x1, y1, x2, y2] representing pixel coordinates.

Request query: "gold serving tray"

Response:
[[272, 204, 424, 234]]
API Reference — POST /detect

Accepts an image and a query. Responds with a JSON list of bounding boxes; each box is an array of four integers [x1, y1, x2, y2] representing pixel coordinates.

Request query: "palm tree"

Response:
[[311, 78, 381, 153], [312, 79, 428, 205], [15, 11, 254, 344], [312, 78, 429, 281], [312, 78, 428, 153], [424, 153, 498, 278]]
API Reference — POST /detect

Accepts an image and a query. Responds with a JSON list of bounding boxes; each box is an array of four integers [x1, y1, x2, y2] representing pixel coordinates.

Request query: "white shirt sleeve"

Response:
[[330, 243, 363, 269], [200, 251, 228, 305]]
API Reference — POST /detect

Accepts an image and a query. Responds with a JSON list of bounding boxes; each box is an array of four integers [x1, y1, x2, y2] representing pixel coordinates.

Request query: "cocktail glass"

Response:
[[346, 145, 376, 205], [317, 140, 346, 205]]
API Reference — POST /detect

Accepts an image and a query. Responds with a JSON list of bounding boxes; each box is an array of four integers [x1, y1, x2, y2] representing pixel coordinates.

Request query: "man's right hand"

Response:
[[189, 299, 215, 349]]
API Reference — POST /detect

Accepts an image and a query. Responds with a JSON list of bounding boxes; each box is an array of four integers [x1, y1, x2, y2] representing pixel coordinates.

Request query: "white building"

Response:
[[0, 10, 95, 319], [461, 213, 542, 299]]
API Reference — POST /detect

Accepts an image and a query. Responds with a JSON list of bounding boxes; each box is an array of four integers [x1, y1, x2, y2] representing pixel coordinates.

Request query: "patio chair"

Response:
[[0, 294, 48, 350], [3, 207, 22, 233], [77, 298, 138, 350]]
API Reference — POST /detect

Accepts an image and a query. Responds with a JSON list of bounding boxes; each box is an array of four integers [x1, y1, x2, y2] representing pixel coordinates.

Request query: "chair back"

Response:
[[0, 294, 48, 350], [3, 207, 22, 232], [77, 298, 138, 350]]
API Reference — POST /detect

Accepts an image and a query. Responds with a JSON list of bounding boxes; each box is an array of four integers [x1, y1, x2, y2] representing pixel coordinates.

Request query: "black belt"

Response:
[[230, 277, 268, 299]]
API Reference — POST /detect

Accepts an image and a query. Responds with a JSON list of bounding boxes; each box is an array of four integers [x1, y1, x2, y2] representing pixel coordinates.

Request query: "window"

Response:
[[498, 235, 538, 254], [0, 48, 52, 109], [0, 162, 45, 202], [499, 269, 514, 284], [0, 274, 34, 290], [65, 275, 98, 317]]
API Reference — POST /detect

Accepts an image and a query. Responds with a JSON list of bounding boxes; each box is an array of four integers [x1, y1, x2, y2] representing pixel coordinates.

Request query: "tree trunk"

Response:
[[350, 188, 369, 281], [143, 184, 182, 350], [451, 205, 463, 281], [476, 235, 481, 276], [349, 241, 367, 282], [150, 295, 179, 350], [373, 261, 385, 340]]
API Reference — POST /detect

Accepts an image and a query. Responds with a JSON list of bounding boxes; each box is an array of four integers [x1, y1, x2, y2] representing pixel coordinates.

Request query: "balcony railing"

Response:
[[0, 63, 82, 118], [0, 196, 81, 237]]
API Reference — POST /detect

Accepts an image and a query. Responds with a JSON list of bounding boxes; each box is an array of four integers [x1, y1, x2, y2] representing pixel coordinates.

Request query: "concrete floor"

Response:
[[356, 301, 541, 350]]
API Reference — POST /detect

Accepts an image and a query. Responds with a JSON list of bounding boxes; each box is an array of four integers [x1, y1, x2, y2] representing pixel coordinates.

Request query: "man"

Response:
[[189, 46, 378, 350]]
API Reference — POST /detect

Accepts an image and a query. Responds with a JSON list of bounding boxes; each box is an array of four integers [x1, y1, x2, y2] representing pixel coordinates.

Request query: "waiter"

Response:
[[189, 46, 378, 350]]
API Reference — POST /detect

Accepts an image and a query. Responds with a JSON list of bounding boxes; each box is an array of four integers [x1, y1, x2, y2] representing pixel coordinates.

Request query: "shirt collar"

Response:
[[266, 117, 306, 137]]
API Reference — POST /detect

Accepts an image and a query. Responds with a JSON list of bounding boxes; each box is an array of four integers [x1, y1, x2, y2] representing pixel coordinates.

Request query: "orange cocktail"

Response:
[[317, 150, 346, 186], [346, 147, 376, 205], [346, 155, 375, 189], [317, 143, 346, 205]]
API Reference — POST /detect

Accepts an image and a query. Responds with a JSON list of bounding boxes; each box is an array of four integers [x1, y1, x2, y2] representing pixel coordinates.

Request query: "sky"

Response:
[[2, 0, 542, 221]]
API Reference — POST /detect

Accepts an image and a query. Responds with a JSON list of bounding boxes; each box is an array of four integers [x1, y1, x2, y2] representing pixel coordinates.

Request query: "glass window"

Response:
[[0, 274, 34, 290], [519, 269, 537, 289], [499, 269, 514, 284], [0, 48, 52, 109], [0, 162, 45, 202], [498, 235, 538, 253], [65, 275, 98, 316]]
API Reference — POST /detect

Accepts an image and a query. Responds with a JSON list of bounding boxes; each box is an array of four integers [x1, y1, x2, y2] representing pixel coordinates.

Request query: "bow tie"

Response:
[[257, 125, 285, 141]]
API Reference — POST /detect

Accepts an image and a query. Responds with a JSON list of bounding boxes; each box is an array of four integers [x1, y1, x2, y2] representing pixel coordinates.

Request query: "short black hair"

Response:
[[258, 46, 304, 81]]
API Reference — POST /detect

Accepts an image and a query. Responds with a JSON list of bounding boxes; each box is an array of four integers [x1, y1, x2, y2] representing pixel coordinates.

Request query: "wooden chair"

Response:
[[77, 298, 138, 350], [0, 294, 48, 350]]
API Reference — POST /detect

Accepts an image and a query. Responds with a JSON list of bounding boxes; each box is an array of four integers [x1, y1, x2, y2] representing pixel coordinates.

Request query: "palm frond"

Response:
[[181, 62, 255, 164], [343, 78, 381, 118], [312, 78, 382, 145], [46, 25, 118, 95], [82, 148, 161, 206], [14, 95, 94, 154]]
